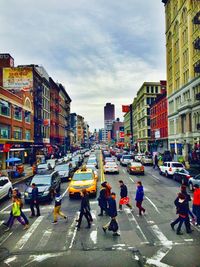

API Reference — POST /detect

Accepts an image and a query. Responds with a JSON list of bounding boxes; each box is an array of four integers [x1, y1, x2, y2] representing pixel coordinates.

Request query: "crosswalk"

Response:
[[0, 204, 199, 267]]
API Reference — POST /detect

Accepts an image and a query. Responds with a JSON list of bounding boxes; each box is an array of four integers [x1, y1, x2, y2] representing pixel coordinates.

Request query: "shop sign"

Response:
[[43, 119, 50, 127], [43, 138, 50, 144], [3, 144, 11, 152], [155, 130, 160, 139], [3, 67, 33, 91]]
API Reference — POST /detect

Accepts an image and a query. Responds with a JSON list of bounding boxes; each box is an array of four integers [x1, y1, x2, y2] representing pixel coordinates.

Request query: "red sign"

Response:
[[122, 105, 130, 113], [119, 132, 124, 138], [43, 119, 50, 126], [3, 144, 11, 152]]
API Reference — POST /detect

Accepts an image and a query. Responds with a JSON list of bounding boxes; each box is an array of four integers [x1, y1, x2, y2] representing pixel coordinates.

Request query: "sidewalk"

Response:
[[10, 164, 33, 186]]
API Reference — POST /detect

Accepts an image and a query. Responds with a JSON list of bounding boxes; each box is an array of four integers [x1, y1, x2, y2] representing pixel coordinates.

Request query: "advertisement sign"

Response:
[[122, 105, 130, 113], [119, 132, 124, 138], [3, 67, 33, 91]]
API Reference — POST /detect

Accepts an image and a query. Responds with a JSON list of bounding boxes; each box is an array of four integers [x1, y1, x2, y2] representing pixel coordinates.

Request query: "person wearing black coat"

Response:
[[98, 183, 107, 216], [102, 192, 120, 236], [170, 193, 192, 235], [76, 189, 92, 230], [118, 180, 132, 211], [30, 183, 40, 218]]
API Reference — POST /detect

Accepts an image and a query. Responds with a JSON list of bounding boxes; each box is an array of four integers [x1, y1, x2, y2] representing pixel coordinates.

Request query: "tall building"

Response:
[[132, 82, 162, 153], [104, 103, 115, 142], [162, 0, 200, 161]]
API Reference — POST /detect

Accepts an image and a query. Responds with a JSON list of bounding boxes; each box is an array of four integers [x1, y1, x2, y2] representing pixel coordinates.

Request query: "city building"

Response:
[[162, 0, 200, 161], [104, 103, 115, 141], [111, 118, 124, 142], [132, 97, 138, 151], [124, 111, 131, 148], [150, 83, 168, 153], [133, 82, 162, 153], [0, 54, 34, 169]]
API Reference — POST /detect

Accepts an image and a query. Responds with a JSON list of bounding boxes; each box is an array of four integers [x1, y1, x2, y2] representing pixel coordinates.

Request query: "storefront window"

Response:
[[0, 100, 10, 117], [13, 127, 22, 140], [25, 130, 31, 140], [14, 107, 22, 121], [0, 124, 11, 139]]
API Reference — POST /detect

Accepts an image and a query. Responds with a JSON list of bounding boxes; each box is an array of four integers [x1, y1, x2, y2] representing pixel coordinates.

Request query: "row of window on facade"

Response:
[[151, 100, 167, 115], [0, 124, 31, 140], [168, 85, 200, 115], [138, 129, 151, 139], [151, 113, 168, 128], [0, 100, 31, 123]]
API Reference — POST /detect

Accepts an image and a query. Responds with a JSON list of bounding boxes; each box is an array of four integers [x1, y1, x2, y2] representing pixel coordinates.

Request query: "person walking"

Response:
[[170, 193, 191, 235], [98, 183, 108, 216], [181, 185, 195, 225], [192, 184, 200, 226], [102, 192, 120, 236], [118, 180, 132, 211], [135, 181, 145, 215], [30, 183, 40, 218], [5, 196, 28, 231], [153, 155, 159, 169], [76, 189, 92, 230], [52, 189, 67, 224], [3, 188, 29, 228]]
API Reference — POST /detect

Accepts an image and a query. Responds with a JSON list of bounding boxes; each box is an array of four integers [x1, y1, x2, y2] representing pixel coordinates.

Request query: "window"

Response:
[[151, 86, 154, 93], [25, 111, 31, 123], [25, 130, 31, 140], [0, 124, 11, 139], [14, 107, 22, 121], [148, 129, 151, 137], [0, 100, 10, 117], [13, 127, 22, 140], [146, 98, 150, 105], [146, 86, 149, 93], [155, 86, 158, 94]]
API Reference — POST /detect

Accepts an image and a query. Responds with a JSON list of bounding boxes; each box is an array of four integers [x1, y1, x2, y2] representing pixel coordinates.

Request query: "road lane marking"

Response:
[[90, 230, 97, 244], [0, 232, 13, 246], [62, 186, 69, 198], [129, 177, 134, 183], [15, 216, 44, 250], [145, 196, 160, 214], [123, 169, 125, 174], [37, 229, 53, 248], [0, 203, 12, 212], [69, 218, 78, 249], [151, 174, 160, 181], [0, 220, 4, 226], [146, 225, 172, 267], [124, 208, 148, 242]]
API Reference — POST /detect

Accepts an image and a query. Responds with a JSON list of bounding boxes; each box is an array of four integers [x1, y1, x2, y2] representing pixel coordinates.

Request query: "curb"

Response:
[[11, 174, 33, 186]]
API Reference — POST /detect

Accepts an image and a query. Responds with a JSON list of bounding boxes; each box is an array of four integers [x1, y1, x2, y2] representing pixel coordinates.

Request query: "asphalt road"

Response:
[[0, 151, 200, 267]]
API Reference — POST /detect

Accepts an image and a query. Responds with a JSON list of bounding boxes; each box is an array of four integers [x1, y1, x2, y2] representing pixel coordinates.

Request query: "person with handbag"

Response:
[[76, 189, 92, 230], [102, 192, 120, 236], [118, 180, 132, 211]]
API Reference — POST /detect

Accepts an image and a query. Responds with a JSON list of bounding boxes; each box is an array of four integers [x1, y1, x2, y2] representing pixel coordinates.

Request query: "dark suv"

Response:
[[24, 170, 61, 203]]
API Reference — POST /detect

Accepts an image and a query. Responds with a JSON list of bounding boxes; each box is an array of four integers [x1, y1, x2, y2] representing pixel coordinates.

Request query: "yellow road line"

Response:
[[100, 152, 105, 182]]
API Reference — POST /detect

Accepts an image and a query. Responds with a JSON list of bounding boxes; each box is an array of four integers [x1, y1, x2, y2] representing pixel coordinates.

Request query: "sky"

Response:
[[0, 0, 166, 131]]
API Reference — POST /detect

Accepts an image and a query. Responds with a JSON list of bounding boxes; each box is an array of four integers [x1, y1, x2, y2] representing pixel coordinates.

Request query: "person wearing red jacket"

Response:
[[192, 184, 200, 226]]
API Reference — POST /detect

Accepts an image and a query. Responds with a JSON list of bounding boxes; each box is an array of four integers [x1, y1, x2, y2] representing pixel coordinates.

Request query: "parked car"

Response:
[[104, 161, 119, 174], [188, 174, 200, 191], [0, 176, 13, 201], [55, 164, 74, 182], [159, 162, 185, 177], [173, 168, 200, 185], [24, 170, 61, 203], [68, 168, 97, 198], [127, 162, 144, 175], [135, 153, 145, 162], [36, 163, 49, 173], [141, 156, 153, 165], [120, 155, 133, 166]]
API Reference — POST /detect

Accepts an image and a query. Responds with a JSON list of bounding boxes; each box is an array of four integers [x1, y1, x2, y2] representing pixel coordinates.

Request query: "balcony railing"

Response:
[[177, 99, 192, 111]]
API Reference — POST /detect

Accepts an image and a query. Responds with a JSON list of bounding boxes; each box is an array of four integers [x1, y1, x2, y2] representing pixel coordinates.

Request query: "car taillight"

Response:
[[186, 175, 191, 179], [141, 166, 144, 170], [169, 167, 172, 171]]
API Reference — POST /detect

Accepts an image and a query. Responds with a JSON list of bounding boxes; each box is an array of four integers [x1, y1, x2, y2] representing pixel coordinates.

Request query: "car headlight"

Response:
[[24, 192, 28, 197], [43, 190, 50, 196]]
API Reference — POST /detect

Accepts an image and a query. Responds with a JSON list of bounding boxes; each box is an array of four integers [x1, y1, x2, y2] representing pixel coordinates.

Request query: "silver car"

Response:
[[188, 174, 200, 191], [0, 176, 13, 201]]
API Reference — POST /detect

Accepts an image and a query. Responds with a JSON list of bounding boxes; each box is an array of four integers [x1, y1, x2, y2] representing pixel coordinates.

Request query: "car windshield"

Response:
[[37, 164, 48, 169], [172, 163, 183, 168], [73, 173, 93, 181], [88, 159, 96, 163], [55, 165, 69, 171], [86, 165, 96, 170], [31, 175, 51, 186], [123, 155, 132, 159], [106, 162, 117, 166]]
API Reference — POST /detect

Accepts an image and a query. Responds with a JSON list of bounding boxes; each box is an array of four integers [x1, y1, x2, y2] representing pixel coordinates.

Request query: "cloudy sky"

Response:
[[0, 0, 166, 131]]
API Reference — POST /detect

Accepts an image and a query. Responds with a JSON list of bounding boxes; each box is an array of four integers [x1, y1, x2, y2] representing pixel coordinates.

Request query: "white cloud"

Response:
[[0, 0, 166, 131]]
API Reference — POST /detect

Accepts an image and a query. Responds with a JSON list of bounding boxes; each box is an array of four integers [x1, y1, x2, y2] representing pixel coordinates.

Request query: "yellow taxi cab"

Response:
[[68, 166, 97, 198]]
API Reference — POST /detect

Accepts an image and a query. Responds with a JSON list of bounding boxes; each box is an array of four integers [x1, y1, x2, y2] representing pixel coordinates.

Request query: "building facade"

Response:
[[104, 103, 115, 141], [111, 118, 124, 142], [150, 86, 168, 153], [162, 0, 200, 161], [133, 82, 162, 153], [124, 111, 131, 147]]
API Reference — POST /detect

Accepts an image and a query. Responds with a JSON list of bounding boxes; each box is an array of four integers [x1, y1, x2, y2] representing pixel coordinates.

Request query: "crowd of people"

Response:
[[2, 176, 200, 238]]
